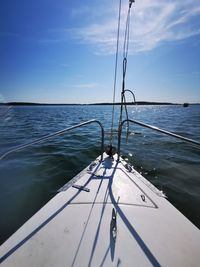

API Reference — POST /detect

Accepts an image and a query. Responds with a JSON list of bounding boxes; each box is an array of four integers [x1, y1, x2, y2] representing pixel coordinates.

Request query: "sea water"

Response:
[[0, 104, 199, 244]]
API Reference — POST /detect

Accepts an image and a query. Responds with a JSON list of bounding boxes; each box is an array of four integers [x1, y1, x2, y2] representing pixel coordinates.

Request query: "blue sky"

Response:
[[0, 0, 200, 104]]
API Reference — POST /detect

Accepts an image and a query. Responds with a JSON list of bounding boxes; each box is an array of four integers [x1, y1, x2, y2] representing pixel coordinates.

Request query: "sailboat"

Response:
[[0, 1, 200, 266]]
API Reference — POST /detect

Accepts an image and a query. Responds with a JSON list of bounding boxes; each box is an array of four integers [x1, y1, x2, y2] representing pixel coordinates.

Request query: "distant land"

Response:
[[0, 101, 185, 106]]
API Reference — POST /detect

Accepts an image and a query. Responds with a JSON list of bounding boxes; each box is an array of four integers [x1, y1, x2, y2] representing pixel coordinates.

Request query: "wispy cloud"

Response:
[[0, 32, 21, 38], [71, 0, 200, 54], [71, 83, 99, 89], [61, 83, 100, 89], [0, 94, 5, 103]]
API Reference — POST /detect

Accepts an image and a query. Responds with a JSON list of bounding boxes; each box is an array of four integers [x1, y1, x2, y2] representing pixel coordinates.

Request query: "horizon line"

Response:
[[0, 101, 197, 106]]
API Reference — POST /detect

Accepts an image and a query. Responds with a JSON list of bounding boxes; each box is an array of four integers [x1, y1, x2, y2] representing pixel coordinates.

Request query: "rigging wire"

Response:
[[110, 0, 122, 146], [110, 0, 135, 147], [119, 1, 135, 141], [109, 0, 135, 155]]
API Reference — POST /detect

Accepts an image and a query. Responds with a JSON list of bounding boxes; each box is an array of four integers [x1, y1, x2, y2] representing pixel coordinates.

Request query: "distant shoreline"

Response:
[[0, 101, 197, 106]]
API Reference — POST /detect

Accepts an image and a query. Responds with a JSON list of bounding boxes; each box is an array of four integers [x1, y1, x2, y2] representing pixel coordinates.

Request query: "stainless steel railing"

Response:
[[2, 117, 199, 162], [0, 119, 104, 161], [118, 119, 200, 160]]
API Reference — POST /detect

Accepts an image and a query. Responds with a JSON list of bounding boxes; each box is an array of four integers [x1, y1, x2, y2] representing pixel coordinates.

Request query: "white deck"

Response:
[[0, 154, 200, 266]]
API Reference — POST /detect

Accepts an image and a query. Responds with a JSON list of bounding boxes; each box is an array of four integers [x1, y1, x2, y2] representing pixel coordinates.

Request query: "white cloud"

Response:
[[71, 83, 99, 89], [0, 94, 5, 103], [71, 0, 200, 54], [61, 83, 100, 89]]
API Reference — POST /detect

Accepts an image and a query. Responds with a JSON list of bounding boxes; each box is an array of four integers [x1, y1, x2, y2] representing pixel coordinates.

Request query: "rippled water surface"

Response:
[[0, 104, 199, 244]]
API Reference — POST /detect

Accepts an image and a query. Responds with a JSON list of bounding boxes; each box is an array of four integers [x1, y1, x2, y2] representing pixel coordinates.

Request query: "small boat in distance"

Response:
[[183, 102, 189, 107]]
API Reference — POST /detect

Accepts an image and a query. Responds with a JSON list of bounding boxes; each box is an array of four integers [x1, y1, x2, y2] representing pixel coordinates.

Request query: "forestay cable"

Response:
[[110, 0, 122, 146], [119, 0, 135, 140], [110, 0, 135, 148]]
